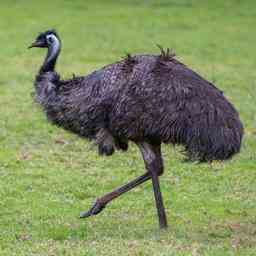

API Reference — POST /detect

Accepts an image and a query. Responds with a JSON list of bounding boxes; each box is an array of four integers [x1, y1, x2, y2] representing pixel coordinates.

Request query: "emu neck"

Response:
[[40, 41, 61, 74]]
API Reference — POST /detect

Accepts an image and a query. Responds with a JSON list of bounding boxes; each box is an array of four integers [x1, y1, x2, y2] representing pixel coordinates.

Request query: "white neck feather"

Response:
[[46, 34, 60, 62]]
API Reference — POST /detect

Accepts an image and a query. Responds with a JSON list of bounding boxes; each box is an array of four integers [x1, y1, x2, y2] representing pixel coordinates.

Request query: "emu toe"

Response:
[[80, 200, 106, 218]]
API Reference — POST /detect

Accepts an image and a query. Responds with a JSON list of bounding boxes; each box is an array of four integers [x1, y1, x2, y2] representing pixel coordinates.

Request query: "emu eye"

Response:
[[47, 35, 54, 43]]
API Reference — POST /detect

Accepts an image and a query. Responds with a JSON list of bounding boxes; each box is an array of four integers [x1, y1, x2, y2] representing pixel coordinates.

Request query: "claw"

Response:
[[80, 200, 106, 218]]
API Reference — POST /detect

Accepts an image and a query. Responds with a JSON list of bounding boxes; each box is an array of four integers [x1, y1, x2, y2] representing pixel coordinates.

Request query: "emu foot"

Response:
[[80, 200, 106, 218]]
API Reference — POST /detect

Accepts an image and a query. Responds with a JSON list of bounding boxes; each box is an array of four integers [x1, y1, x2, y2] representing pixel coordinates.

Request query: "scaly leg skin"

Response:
[[80, 172, 151, 218], [150, 169, 168, 229], [80, 200, 106, 218], [81, 141, 168, 229], [138, 142, 168, 229]]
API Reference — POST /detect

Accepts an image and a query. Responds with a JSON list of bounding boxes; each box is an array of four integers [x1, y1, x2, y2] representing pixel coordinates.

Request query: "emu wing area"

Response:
[[57, 54, 242, 161]]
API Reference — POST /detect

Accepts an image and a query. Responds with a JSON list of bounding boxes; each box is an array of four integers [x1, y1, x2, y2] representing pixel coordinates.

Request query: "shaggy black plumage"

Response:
[[31, 31, 243, 161], [30, 30, 243, 229]]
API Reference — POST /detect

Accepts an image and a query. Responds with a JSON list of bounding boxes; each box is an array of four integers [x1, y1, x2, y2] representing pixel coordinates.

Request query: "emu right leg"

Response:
[[80, 172, 151, 218]]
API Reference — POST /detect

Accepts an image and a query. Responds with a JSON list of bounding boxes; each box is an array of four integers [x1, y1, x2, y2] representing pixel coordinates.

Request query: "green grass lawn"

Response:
[[0, 0, 256, 255]]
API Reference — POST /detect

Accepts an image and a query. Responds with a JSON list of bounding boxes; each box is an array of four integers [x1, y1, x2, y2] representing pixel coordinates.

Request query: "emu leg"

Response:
[[150, 170, 168, 229], [80, 172, 151, 218], [80, 141, 168, 229], [138, 142, 168, 229]]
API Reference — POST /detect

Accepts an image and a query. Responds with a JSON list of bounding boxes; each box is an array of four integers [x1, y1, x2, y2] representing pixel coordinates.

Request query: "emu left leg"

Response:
[[138, 142, 168, 229]]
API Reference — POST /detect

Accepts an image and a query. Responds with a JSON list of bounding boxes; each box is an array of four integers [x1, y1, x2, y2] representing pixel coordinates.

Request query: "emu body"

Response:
[[30, 30, 243, 229]]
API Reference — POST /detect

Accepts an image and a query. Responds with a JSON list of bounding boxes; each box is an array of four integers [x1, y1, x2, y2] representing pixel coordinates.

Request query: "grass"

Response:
[[0, 0, 256, 255]]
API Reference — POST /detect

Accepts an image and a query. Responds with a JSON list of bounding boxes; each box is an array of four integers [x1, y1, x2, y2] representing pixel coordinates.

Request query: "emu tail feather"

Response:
[[183, 118, 243, 162]]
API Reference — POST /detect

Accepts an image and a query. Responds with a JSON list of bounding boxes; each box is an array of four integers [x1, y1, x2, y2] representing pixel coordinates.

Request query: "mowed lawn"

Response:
[[0, 0, 256, 255]]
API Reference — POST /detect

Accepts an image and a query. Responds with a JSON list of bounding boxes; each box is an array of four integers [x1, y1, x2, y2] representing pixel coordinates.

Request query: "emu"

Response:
[[29, 30, 243, 229]]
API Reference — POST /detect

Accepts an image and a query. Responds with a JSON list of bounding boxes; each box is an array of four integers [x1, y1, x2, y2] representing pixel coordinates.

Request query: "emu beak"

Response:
[[28, 42, 37, 49], [28, 40, 44, 49]]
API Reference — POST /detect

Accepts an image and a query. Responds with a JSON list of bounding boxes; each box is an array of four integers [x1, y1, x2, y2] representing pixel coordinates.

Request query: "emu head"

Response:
[[28, 30, 60, 50], [29, 30, 61, 73]]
